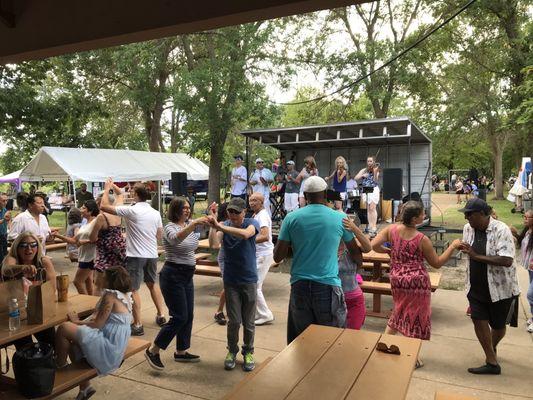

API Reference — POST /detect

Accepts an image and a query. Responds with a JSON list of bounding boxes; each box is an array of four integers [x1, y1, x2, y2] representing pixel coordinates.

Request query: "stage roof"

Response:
[[240, 117, 431, 150], [19, 147, 209, 182], [0, 0, 366, 64]]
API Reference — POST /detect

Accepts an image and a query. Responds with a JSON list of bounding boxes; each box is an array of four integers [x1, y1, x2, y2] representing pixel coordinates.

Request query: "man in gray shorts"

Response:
[[100, 179, 165, 336]]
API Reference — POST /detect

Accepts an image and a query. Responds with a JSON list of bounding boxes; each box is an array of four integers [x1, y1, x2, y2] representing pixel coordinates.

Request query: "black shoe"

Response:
[[214, 312, 227, 326], [144, 349, 164, 370], [174, 352, 200, 363], [131, 324, 145, 336], [467, 363, 501, 375]]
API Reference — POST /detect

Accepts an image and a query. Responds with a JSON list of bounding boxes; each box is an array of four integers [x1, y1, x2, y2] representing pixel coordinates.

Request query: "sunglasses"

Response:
[[18, 242, 39, 249], [256, 162, 264, 164], [227, 209, 242, 215], [376, 342, 401, 355]]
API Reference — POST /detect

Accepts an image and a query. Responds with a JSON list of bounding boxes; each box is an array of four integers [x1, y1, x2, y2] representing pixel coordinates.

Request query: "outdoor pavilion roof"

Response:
[[240, 116, 431, 151]]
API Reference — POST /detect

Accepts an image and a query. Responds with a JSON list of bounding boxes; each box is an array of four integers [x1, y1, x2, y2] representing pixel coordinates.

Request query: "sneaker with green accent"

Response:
[[224, 352, 236, 370], [242, 352, 255, 372]]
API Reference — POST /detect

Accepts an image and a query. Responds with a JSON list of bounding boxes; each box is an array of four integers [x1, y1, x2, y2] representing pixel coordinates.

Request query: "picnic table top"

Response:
[[226, 324, 421, 400], [0, 294, 98, 346]]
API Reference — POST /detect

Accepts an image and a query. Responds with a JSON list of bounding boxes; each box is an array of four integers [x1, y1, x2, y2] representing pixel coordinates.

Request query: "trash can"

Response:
[[478, 189, 487, 201]]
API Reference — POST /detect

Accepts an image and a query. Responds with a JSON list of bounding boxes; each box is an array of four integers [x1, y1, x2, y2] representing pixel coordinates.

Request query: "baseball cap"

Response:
[[227, 197, 246, 213], [287, 160, 295, 165], [234, 155, 243, 161], [458, 198, 491, 214], [304, 176, 328, 193], [255, 158, 264, 163]]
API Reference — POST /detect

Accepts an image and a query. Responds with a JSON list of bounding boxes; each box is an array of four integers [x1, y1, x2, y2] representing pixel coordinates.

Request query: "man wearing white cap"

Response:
[[249, 158, 274, 216], [274, 176, 363, 343], [230, 155, 248, 199]]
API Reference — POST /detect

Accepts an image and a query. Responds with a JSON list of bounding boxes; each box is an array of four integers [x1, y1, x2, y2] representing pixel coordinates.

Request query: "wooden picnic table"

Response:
[[198, 238, 211, 251], [0, 294, 98, 346], [224, 324, 421, 400]]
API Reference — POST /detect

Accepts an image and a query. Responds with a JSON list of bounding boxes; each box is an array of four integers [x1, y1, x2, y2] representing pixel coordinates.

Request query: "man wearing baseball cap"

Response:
[[458, 198, 519, 375], [274, 176, 363, 343], [230, 155, 247, 200], [207, 197, 260, 372], [249, 158, 274, 216]]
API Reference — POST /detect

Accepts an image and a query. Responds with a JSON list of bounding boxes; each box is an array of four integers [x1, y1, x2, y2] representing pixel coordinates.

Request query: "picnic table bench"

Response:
[[360, 271, 442, 318], [224, 324, 421, 400], [0, 294, 150, 399]]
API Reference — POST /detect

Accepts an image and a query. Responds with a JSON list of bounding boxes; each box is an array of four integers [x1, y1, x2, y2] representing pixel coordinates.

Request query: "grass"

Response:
[[442, 196, 524, 230]]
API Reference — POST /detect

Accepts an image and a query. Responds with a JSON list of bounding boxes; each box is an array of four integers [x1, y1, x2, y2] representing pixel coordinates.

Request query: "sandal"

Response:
[[415, 359, 424, 369]]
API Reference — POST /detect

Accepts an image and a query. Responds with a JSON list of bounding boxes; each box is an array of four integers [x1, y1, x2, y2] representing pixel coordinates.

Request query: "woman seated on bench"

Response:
[[55, 266, 132, 400], [2, 231, 57, 350], [372, 201, 460, 368]]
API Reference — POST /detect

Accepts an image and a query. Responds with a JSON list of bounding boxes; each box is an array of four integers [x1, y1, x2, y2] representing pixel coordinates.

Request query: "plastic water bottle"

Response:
[[8, 298, 20, 331]]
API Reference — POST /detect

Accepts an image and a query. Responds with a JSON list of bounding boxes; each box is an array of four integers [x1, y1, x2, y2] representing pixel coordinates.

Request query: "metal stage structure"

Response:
[[240, 116, 433, 224]]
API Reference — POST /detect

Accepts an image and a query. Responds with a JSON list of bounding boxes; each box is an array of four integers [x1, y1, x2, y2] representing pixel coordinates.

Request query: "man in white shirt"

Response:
[[249, 158, 274, 216], [249, 192, 274, 325], [9, 194, 57, 252], [100, 179, 165, 336], [230, 155, 248, 199]]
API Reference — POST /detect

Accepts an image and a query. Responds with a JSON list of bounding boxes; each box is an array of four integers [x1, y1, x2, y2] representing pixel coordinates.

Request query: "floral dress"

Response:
[[94, 214, 126, 272], [388, 225, 432, 340]]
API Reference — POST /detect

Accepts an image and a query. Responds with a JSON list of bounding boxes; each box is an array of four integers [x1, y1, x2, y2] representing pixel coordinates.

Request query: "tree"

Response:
[[175, 23, 283, 204]]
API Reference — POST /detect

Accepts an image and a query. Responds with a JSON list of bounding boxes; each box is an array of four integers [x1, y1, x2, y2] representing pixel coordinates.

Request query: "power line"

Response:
[[275, 0, 478, 106]]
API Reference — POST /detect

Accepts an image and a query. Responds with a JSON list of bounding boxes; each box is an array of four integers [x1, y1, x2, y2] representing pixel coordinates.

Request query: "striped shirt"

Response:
[[163, 222, 199, 266]]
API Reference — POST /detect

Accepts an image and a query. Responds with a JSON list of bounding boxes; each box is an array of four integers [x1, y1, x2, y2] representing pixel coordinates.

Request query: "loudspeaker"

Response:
[[171, 172, 188, 196], [382, 168, 403, 200]]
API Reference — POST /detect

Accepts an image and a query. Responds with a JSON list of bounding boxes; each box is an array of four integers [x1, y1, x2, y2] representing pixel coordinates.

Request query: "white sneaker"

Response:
[[255, 316, 275, 326], [527, 317, 533, 326], [527, 322, 533, 334]]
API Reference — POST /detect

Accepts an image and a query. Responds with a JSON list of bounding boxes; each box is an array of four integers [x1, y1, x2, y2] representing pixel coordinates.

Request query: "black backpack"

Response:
[[13, 342, 55, 398]]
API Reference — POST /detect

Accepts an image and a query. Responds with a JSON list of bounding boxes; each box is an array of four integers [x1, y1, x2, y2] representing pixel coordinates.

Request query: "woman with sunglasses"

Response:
[[2, 231, 57, 350]]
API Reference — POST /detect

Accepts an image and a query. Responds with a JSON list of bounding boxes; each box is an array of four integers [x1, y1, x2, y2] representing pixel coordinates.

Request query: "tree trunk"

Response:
[[207, 134, 224, 205], [489, 135, 504, 200]]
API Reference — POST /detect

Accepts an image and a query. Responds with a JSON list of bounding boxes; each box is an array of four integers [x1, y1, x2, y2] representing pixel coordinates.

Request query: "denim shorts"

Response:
[[125, 257, 158, 291]]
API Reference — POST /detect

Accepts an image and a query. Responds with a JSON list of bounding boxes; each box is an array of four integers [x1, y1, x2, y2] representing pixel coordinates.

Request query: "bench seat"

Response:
[[195, 264, 221, 277], [6, 337, 150, 399], [361, 272, 441, 294], [45, 242, 67, 252]]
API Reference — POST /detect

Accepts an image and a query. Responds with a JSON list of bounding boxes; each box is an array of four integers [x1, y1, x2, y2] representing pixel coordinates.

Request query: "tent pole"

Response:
[[407, 136, 412, 200], [157, 180, 162, 216], [72, 178, 77, 207]]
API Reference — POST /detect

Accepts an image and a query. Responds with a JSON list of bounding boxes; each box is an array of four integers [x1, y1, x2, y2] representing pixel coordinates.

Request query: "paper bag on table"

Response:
[[0, 278, 27, 320], [27, 280, 56, 324]]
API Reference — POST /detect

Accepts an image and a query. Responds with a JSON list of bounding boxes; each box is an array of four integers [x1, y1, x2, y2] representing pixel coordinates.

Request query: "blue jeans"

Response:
[[527, 271, 533, 317], [154, 263, 194, 352], [287, 280, 346, 344], [0, 234, 7, 264]]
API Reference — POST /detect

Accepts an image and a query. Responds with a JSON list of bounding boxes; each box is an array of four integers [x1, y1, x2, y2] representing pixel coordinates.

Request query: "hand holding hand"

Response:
[[208, 202, 218, 217], [104, 177, 114, 191], [458, 242, 477, 257], [451, 239, 462, 249], [194, 216, 209, 226], [207, 215, 221, 230]]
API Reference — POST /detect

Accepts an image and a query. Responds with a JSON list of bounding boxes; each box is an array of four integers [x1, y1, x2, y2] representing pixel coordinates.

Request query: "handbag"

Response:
[[13, 342, 56, 398]]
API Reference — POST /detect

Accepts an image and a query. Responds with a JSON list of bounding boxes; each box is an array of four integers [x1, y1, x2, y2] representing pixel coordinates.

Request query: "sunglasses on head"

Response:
[[227, 209, 242, 215], [18, 242, 39, 249]]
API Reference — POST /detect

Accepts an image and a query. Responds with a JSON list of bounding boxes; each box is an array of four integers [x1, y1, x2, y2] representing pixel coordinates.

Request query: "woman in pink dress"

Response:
[[372, 201, 460, 367]]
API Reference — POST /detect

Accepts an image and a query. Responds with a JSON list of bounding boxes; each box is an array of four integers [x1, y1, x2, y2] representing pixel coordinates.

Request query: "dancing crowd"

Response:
[[0, 164, 531, 399]]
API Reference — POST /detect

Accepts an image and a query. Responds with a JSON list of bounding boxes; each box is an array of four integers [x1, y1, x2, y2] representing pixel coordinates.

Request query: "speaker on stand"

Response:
[[382, 168, 403, 221], [171, 172, 188, 196]]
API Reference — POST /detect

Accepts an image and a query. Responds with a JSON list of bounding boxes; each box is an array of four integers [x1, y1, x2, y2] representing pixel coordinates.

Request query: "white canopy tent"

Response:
[[19, 147, 209, 182]]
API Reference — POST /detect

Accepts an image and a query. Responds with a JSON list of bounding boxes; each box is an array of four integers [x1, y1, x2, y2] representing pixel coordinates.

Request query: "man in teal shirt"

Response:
[[274, 176, 362, 343]]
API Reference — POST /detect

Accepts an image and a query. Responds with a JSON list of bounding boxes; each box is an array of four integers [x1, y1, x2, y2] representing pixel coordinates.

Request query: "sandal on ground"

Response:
[[467, 363, 501, 375], [415, 359, 424, 369]]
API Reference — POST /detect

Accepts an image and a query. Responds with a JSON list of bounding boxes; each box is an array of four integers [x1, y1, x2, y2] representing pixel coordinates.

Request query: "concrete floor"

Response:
[[51, 254, 532, 400]]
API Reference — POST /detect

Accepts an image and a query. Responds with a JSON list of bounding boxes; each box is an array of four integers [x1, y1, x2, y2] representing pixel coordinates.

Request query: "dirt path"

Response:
[[430, 192, 460, 219]]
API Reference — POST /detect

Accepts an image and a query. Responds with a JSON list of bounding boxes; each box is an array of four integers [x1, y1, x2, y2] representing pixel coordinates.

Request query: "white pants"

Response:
[[284, 193, 299, 212], [264, 197, 272, 217], [256, 253, 274, 321]]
